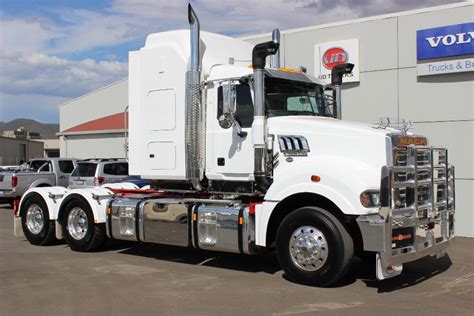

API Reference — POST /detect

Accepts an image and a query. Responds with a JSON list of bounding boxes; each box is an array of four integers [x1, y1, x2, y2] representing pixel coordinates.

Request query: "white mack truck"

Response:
[[13, 5, 455, 286]]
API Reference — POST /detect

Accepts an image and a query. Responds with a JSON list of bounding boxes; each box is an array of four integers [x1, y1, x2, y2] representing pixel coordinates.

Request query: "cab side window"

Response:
[[217, 84, 254, 128]]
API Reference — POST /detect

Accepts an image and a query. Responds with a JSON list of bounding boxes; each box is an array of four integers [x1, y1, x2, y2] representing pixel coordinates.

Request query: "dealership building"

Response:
[[58, 2, 473, 236]]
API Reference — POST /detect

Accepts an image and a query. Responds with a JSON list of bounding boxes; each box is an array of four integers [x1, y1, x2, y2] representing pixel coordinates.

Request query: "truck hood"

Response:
[[265, 115, 402, 212], [267, 116, 398, 138], [267, 116, 399, 168]]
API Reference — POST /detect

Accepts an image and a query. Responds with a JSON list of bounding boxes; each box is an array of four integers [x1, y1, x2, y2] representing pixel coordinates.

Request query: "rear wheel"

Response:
[[21, 194, 56, 245], [276, 206, 353, 287], [62, 198, 106, 252]]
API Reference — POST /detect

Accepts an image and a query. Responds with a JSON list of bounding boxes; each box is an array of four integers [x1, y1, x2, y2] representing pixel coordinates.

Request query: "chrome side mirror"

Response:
[[218, 83, 236, 129]]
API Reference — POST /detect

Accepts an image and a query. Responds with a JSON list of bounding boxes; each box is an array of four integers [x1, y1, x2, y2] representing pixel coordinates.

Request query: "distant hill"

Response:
[[0, 119, 59, 139]]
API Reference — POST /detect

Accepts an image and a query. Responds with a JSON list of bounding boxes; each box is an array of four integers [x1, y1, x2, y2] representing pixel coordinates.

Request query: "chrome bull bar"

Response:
[[357, 145, 455, 280]]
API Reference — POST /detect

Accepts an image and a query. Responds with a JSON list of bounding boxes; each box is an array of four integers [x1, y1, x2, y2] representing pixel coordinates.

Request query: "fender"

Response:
[[255, 184, 355, 247], [267, 155, 382, 215], [257, 155, 382, 247], [19, 187, 69, 220], [58, 187, 114, 224]]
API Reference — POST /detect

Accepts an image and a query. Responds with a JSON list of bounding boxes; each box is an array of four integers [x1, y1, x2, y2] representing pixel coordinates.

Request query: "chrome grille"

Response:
[[387, 145, 455, 253]]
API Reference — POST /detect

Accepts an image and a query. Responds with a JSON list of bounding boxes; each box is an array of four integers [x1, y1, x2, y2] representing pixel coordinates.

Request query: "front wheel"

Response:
[[62, 198, 106, 252], [276, 206, 353, 287]]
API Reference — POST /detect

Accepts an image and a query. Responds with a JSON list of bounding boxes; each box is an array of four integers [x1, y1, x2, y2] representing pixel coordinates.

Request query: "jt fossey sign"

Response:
[[417, 22, 474, 60], [314, 39, 360, 83]]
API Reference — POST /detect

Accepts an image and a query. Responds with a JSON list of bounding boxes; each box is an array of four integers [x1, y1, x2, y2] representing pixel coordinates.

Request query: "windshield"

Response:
[[265, 78, 331, 118]]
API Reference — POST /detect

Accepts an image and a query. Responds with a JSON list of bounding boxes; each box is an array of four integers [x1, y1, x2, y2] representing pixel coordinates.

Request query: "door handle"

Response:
[[59, 175, 66, 179]]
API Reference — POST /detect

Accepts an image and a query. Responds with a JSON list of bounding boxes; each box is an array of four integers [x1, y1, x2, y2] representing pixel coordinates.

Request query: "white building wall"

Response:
[[60, 134, 127, 159], [244, 2, 473, 237], [60, 79, 128, 131], [59, 79, 128, 159]]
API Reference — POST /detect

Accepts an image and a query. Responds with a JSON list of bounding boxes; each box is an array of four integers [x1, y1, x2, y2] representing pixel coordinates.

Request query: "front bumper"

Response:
[[357, 210, 454, 280], [357, 145, 455, 280]]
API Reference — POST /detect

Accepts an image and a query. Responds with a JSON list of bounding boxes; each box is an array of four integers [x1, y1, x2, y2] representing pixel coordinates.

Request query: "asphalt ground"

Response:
[[0, 204, 473, 315]]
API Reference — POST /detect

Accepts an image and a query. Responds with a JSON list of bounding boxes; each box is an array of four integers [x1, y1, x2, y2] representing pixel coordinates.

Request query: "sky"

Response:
[[0, 0, 464, 124]]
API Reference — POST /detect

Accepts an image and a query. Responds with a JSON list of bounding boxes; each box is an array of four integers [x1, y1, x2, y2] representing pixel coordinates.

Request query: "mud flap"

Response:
[[376, 253, 403, 280], [55, 221, 64, 240], [13, 217, 24, 238]]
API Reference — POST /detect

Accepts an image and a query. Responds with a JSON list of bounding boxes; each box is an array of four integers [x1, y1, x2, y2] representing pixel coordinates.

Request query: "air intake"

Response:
[[278, 135, 310, 156]]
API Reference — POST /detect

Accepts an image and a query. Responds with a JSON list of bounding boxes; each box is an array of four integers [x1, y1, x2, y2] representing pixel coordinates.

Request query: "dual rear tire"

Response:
[[21, 194, 106, 251], [62, 198, 106, 252], [21, 194, 56, 245]]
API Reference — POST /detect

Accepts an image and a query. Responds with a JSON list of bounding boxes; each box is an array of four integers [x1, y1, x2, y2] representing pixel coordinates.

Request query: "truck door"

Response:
[[208, 83, 254, 182]]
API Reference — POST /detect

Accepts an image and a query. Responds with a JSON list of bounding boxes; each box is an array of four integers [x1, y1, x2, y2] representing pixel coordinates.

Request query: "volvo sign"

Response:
[[417, 22, 474, 60]]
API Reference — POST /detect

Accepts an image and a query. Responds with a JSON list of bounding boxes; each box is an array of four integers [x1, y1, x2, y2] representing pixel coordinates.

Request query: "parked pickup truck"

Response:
[[0, 158, 76, 203]]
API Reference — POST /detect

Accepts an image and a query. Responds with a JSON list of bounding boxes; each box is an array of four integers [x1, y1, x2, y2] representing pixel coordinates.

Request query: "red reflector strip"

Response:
[[13, 199, 20, 216], [392, 234, 413, 241], [249, 202, 262, 215]]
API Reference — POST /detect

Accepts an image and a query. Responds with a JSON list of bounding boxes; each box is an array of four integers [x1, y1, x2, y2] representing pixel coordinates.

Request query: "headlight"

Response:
[[360, 190, 380, 208]]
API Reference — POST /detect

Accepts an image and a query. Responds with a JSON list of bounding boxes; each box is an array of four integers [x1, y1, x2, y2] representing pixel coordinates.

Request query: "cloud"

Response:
[[0, 50, 127, 98], [1, 0, 462, 55], [0, 16, 60, 53]]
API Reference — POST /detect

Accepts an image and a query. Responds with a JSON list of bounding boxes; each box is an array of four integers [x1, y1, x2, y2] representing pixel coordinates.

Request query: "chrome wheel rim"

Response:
[[26, 204, 44, 234], [67, 207, 88, 240], [289, 226, 328, 271]]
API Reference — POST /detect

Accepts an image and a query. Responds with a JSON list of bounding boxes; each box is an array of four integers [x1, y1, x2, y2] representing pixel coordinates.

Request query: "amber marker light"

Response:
[[398, 136, 427, 146], [278, 67, 303, 73], [311, 175, 321, 182]]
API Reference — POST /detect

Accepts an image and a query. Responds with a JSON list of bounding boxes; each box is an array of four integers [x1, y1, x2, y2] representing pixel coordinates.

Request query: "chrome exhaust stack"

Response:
[[251, 40, 279, 191], [186, 4, 203, 189], [271, 29, 281, 68]]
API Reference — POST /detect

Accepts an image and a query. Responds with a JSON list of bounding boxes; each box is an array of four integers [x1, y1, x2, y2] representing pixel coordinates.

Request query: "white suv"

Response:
[[69, 159, 128, 189]]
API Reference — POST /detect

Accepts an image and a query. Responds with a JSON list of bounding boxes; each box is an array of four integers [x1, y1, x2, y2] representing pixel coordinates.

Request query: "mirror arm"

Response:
[[235, 121, 247, 138]]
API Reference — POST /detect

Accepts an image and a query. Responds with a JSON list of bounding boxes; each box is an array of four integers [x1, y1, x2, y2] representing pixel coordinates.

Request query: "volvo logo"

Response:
[[322, 47, 349, 70], [417, 23, 474, 60], [426, 32, 474, 48]]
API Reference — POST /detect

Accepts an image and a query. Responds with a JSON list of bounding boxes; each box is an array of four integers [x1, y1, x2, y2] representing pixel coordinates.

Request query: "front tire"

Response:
[[276, 206, 353, 287], [62, 198, 106, 252], [21, 194, 56, 245]]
